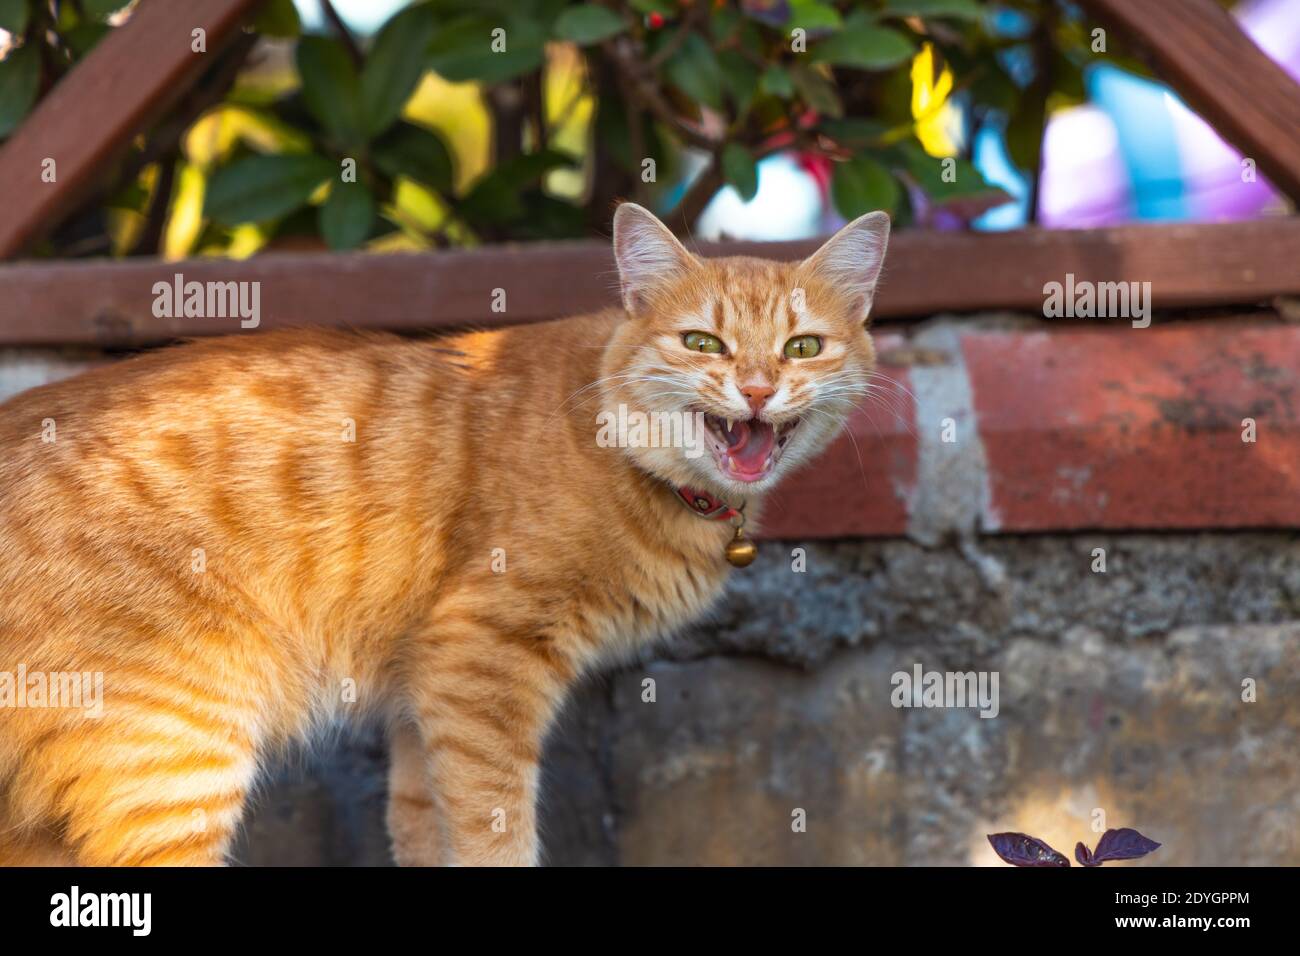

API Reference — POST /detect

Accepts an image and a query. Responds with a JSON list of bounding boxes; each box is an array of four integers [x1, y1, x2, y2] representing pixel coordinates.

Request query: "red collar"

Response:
[[674, 486, 743, 522]]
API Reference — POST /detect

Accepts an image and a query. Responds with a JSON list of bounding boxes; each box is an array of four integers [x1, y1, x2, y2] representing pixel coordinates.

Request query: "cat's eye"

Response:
[[683, 331, 726, 354], [784, 335, 822, 359]]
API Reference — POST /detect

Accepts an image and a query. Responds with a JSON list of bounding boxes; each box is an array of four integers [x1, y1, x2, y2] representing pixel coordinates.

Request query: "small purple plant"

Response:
[[988, 828, 1160, 867]]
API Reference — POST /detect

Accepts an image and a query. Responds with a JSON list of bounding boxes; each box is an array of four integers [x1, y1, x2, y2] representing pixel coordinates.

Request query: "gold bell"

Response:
[[724, 526, 758, 568]]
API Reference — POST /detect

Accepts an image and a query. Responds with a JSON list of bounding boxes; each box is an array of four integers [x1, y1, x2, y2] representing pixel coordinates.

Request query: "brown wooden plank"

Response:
[[1076, 0, 1300, 201], [0, 0, 267, 259], [0, 219, 1298, 347]]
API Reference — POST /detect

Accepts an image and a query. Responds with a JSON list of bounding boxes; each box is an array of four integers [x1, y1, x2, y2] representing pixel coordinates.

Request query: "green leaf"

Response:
[[1005, 98, 1044, 172], [105, 180, 150, 214], [788, 63, 842, 118], [253, 0, 301, 38], [881, 0, 984, 21], [759, 65, 793, 99], [831, 155, 900, 217], [721, 143, 759, 202], [787, 0, 843, 31], [970, 60, 1017, 113], [372, 121, 454, 195], [83, 0, 132, 20], [718, 49, 759, 116], [553, 5, 625, 45], [428, 17, 545, 84], [460, 149, 577, 224], [319, 181, 376, 250], [63, 23, 111, 56], [0, 0, 28, 35], [361, 3, 437, 138], [507, 193, 587, 240], [665, 33, 725, 111], [205, 154, 335, 225], [596, 97, 670, 178], [820, 119, 890, 147], [812, 26, 915, 70], [1049, 50, 1086, 109], [296, 36, 365, 145], [900, 145, 1001, 203], [0, 45, 39, 139]]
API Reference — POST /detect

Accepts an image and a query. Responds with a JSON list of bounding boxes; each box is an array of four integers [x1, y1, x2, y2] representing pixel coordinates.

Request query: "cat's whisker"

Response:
[[545, 364, 690, 423]]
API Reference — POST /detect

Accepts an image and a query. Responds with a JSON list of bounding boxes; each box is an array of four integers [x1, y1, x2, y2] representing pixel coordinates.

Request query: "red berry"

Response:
[[648, 12, 665, 29]]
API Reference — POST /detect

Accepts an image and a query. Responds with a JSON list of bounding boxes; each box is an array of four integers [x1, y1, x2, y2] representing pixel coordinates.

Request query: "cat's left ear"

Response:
[[612, 202, 699, 314], [800, 212, 890, 325]]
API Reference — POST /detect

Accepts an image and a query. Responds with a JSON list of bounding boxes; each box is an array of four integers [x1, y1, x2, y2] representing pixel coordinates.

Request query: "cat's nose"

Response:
[[740, 382, 775, 414]]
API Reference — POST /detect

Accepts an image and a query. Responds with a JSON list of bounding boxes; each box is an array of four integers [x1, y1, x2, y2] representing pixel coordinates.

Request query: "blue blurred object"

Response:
[[1087, 65, 1189, 221]]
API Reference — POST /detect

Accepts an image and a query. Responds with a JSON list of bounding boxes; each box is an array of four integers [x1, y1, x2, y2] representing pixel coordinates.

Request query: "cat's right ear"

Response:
[[612, 203, 698, 314]]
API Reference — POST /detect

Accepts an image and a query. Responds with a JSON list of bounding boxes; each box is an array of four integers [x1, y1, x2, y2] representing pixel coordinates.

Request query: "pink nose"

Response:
[[740, 383, 775, 414]]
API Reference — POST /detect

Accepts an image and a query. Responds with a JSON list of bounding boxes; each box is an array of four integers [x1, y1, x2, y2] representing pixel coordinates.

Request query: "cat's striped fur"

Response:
[[0, 204, 887, 865]]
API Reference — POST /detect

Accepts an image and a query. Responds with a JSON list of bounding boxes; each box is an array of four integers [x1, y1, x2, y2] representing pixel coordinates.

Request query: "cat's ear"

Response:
[[801, 211, 890, 325], [612, 202, 698, 314]]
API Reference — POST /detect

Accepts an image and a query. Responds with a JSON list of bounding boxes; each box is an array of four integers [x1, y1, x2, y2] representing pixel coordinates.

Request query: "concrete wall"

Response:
[[236, 534, 1300, 867]]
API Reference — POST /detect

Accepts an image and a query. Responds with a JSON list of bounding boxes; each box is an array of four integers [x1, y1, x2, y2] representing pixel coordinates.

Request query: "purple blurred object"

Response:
[[1038, 106, 1134, 227], [1037, 0, 1297, 226]]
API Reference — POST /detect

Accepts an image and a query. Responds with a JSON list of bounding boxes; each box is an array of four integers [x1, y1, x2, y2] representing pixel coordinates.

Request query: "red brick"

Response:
[[762, 333, 918, 538], [963, 321, 1300, 531]]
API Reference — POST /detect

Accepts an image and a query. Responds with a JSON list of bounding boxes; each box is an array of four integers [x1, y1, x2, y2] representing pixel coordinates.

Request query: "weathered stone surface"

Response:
[[236, 533, 1300, 866]]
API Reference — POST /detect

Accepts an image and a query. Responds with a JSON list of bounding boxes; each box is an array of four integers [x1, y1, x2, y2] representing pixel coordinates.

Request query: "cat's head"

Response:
[[604, 202, 889, 498]]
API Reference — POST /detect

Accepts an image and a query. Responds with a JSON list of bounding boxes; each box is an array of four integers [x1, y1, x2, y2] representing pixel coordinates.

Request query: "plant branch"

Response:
[[1026, 4, 1056, 224], [601, 37, 722, 151], [129, 156, 177, 256], [319, 0, 363, 67], [645, 2, 705, 71]]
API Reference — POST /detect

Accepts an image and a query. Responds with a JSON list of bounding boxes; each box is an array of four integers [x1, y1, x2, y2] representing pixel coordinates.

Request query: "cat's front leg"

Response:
[[391, 713, 538, 867], [406, 648, 569, 865], [434, 743, 542, 867], [403, 601, 576, 866], [417, 700, 545, 867]]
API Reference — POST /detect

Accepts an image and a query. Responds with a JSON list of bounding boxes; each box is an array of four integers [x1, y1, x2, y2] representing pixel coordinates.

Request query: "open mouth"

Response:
[[701, 413, 800, 482]]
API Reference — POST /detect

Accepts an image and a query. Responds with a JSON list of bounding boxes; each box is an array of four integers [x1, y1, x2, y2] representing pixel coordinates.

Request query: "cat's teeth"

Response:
[[726, 418, 734, 433]]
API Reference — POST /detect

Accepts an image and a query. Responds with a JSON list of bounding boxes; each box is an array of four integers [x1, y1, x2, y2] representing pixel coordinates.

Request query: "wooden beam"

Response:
[[0, 0, 266, 259], [0, 218, 1298, 347], [1076, 0, 1300, 201]]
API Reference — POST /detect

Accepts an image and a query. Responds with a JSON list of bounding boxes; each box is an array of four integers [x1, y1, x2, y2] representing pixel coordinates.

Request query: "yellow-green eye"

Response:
[[784, 335, 822, 359], [683, 331, 725, 354]]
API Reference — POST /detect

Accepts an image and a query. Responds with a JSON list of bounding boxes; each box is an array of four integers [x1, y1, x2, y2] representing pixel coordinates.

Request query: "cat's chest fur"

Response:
[[442, 489, 740, 674]]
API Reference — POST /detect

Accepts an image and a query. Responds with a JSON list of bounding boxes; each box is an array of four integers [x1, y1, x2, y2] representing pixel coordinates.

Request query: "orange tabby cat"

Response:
[[0, 203, 888, 866]]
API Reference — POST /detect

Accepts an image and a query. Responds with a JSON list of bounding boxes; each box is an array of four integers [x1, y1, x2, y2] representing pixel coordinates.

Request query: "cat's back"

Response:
[[0, 328, 459, 485], [0, 328, 470, 632]]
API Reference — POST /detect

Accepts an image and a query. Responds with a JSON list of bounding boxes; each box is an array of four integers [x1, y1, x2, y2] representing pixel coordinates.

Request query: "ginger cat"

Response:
[[0, 203, 888, 866]]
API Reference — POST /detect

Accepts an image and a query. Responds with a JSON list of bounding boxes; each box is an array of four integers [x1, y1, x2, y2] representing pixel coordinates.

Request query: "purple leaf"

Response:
[[987, 832, 1071, 867], [1090, 828, 1161, 864], [1075, 841, 1099, 867]]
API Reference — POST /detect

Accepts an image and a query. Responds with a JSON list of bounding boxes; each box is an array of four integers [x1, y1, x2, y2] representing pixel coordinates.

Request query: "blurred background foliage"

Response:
[[0, 0, 1168, 258]]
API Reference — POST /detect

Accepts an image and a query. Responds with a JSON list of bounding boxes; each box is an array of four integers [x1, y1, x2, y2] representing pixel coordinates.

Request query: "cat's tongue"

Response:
[[725, 419, 777, 476]]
